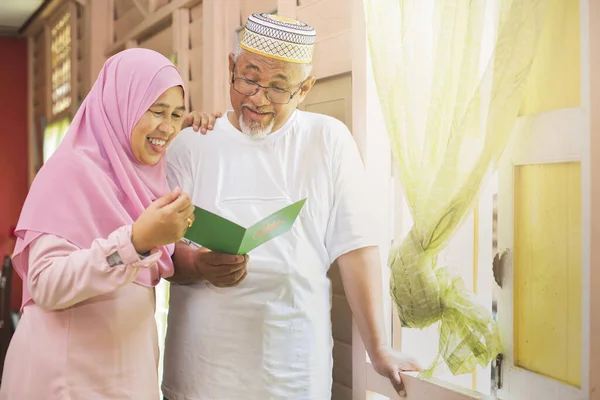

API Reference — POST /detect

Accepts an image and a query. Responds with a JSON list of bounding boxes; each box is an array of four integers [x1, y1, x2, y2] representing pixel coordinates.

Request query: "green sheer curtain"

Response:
[[364, 0, 548, 377]]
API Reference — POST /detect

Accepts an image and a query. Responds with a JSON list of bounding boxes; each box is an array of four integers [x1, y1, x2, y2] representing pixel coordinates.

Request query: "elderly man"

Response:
[[162, 13, 420, 400]]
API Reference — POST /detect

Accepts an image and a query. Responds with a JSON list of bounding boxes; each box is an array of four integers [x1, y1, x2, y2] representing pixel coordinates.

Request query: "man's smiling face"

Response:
[[228, 50, 315, 138]]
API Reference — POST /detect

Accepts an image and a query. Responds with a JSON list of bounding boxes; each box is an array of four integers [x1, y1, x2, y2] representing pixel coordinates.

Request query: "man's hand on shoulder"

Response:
[[182, 111, 223, 134], [193, 247, 249, 287]]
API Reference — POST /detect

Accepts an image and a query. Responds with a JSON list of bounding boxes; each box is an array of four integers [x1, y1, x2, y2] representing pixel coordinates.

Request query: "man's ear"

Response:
[[228, 53, 235, 78], [297, 76, 317, 104]]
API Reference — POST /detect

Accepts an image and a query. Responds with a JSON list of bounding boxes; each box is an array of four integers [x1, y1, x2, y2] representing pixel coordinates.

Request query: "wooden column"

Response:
[[201, 0, 241, 112], [172, 8, 190, 110], [83, 0, 111, 90], [107, 0, 115, 49], [277, 0, 297, 18], [588, 0, 600, 396]]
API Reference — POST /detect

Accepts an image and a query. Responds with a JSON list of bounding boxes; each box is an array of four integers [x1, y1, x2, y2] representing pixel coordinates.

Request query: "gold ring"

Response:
[[186, 217, 193, 228]]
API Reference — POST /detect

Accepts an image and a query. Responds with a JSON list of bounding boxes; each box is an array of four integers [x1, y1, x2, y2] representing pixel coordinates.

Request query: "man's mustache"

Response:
[[242, 104, 274, 114]]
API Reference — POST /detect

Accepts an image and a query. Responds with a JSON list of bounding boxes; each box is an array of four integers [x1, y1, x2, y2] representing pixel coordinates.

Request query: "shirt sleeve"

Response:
[[27, 225, 162, 311], [325, 123, 379, 264]]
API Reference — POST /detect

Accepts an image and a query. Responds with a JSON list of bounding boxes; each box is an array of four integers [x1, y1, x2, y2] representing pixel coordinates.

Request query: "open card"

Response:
[[183, 199, 306, 255]]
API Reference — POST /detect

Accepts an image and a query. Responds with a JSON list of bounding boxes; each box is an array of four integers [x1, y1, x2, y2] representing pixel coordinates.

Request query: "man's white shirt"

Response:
[[162, 110, 377, 400]]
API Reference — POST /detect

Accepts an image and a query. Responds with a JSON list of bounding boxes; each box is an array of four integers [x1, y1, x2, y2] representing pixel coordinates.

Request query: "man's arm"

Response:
[[168, 241, 249, 286], [337, 246, 421, 397], [336, 246, 388, 357]]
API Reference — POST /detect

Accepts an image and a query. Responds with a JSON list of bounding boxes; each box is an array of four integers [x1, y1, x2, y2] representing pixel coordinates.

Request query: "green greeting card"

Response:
[[183, 199, 306, 255]]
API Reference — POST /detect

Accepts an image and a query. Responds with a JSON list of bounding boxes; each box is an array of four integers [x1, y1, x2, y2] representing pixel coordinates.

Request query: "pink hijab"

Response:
[[13, 48, 184, 309]]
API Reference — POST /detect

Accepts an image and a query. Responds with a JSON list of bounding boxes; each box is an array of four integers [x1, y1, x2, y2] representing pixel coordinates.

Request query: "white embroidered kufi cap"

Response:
[[240, 13, 317, 64]]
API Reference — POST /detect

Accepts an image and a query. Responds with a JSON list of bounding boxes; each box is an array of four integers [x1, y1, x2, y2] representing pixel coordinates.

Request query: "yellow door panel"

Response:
[[513, 161, 581, 387]]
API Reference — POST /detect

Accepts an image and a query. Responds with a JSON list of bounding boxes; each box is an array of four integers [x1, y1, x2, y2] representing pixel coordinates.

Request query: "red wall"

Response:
[[0, 37, 28, 311]]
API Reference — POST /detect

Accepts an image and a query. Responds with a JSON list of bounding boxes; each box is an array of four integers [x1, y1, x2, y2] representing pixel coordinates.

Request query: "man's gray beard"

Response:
[[239, 114, 275, 140]]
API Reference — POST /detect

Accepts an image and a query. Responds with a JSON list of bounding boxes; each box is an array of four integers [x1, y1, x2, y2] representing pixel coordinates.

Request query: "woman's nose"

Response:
[[158, 121, 175, 135]]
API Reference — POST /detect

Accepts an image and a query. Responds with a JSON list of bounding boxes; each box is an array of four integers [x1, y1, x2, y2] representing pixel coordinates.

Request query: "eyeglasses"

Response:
[[231, 66, 305, 105]]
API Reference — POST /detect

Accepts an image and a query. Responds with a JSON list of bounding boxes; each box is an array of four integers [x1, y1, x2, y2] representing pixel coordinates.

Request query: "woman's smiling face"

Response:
[[131, 86, 185, 165]]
